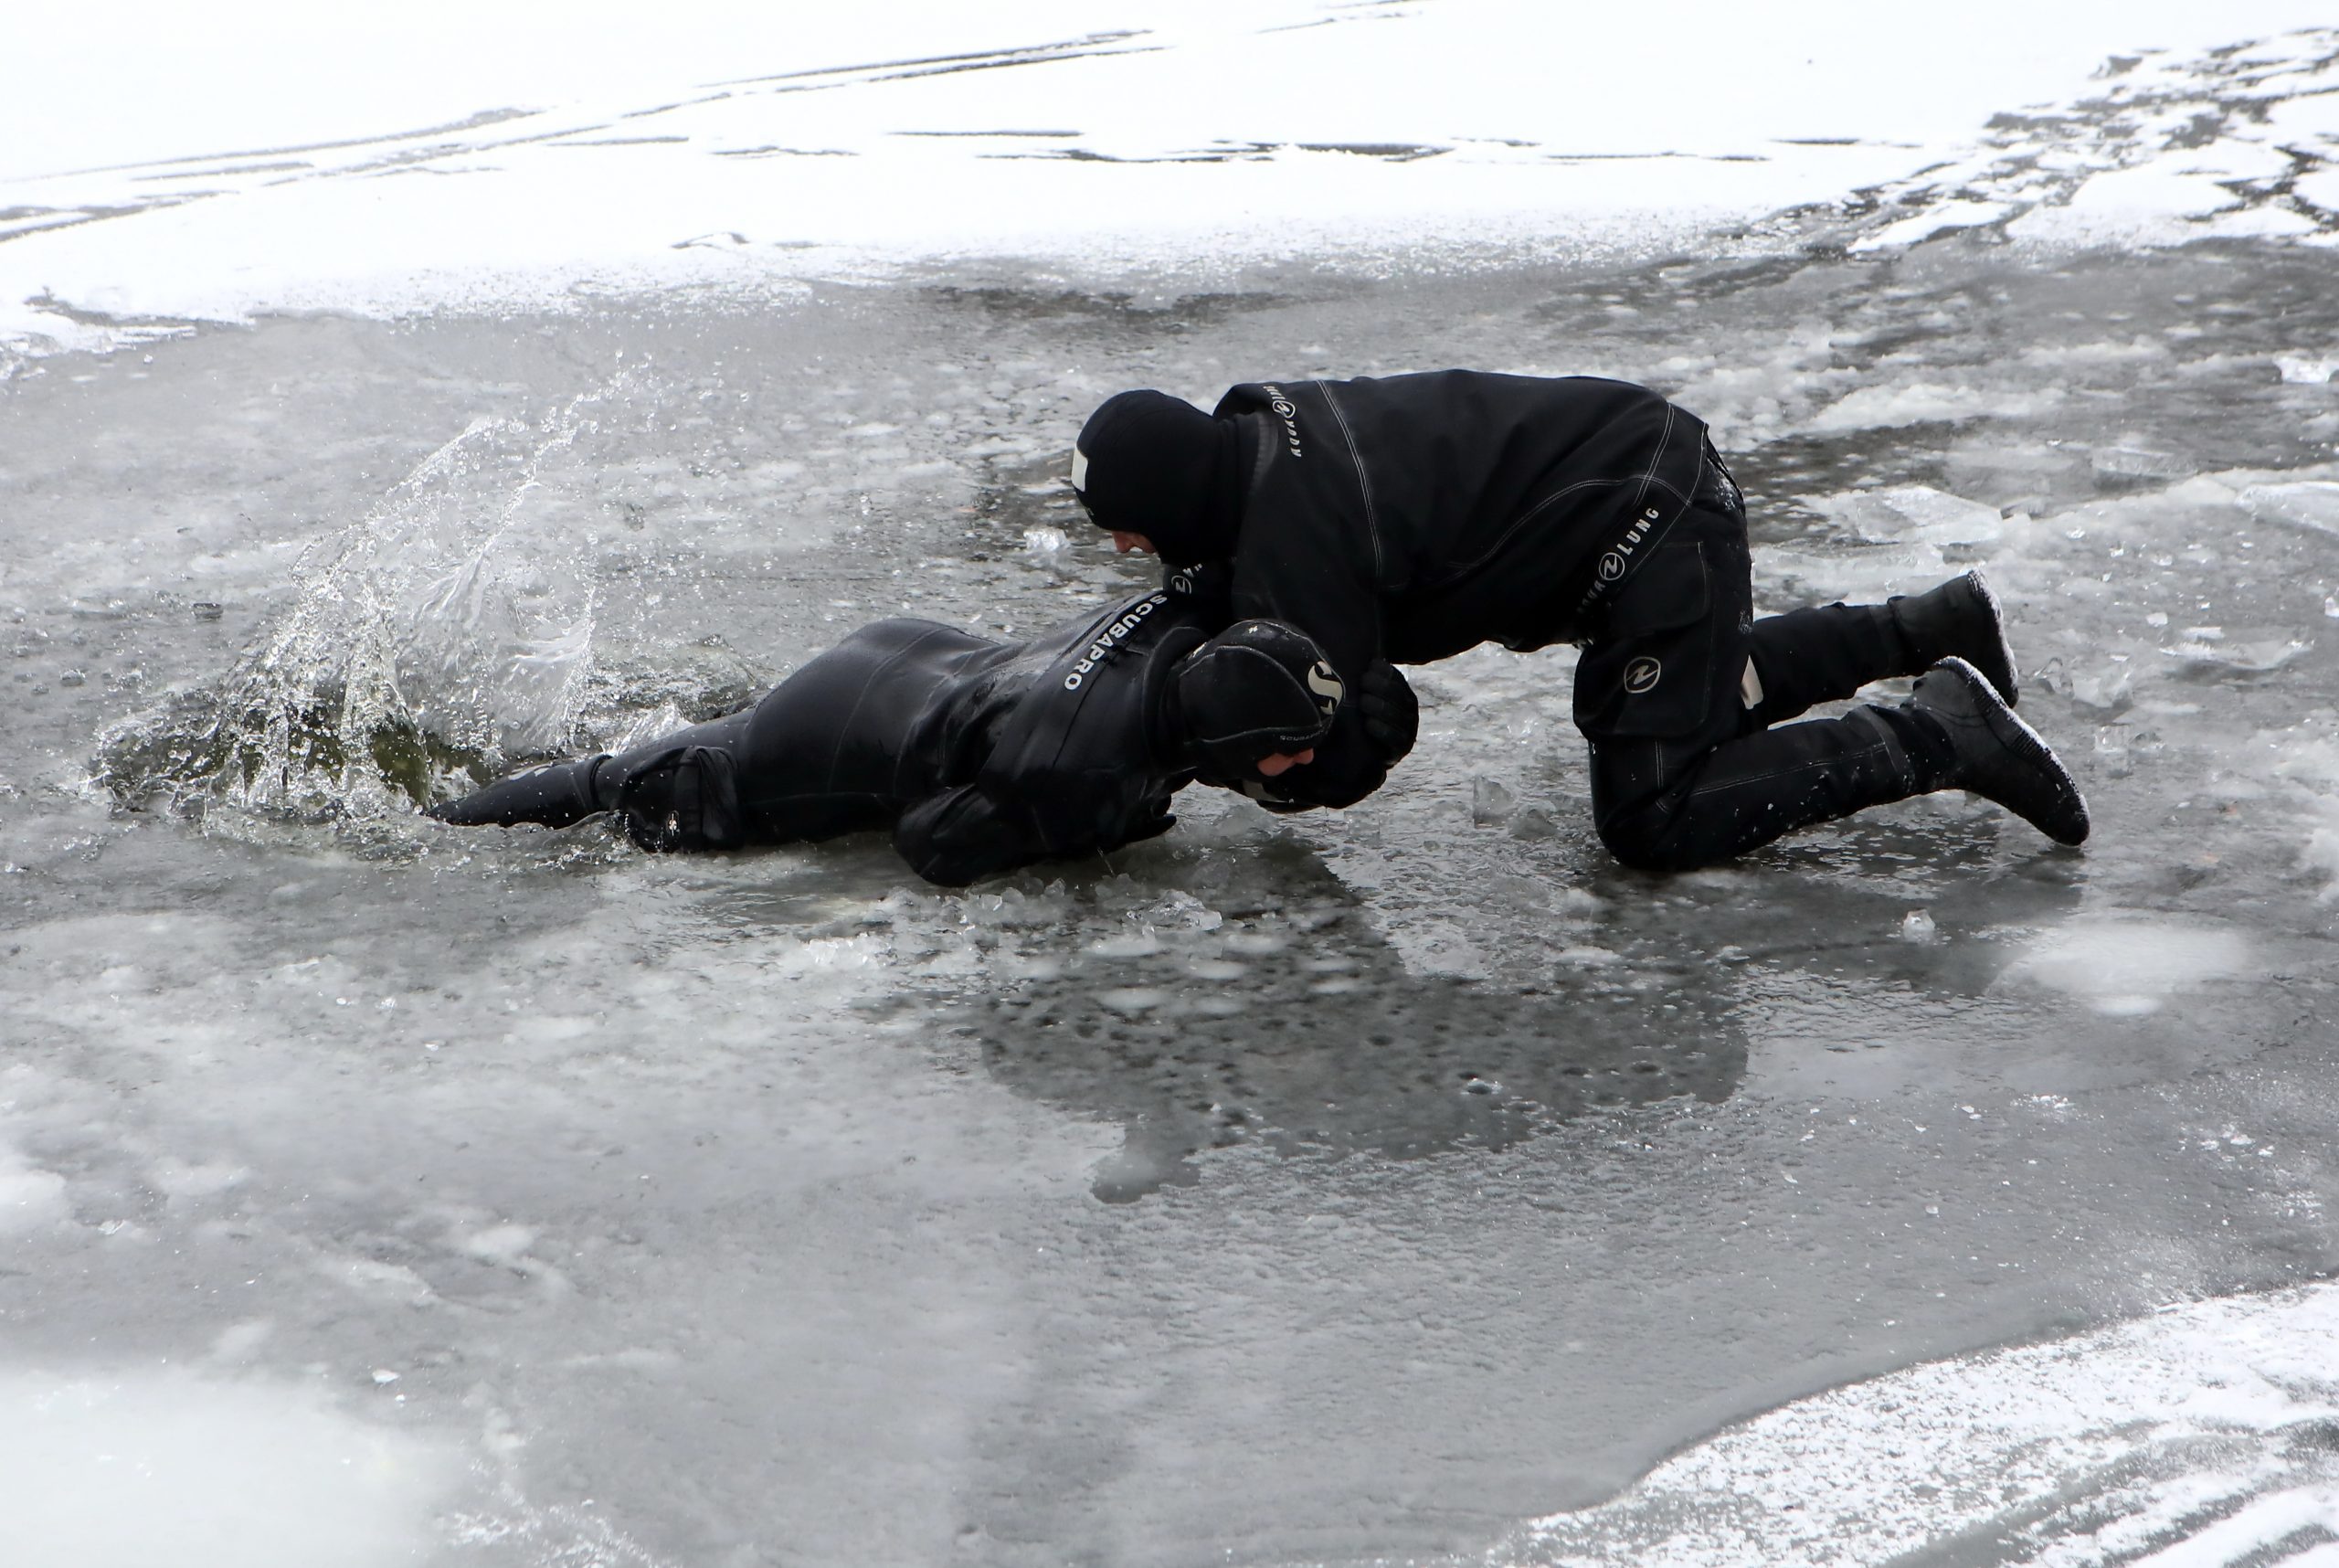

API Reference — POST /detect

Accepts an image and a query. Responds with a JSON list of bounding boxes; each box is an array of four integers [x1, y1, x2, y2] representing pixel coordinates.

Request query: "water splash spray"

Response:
[[96, 376, 639, 822]]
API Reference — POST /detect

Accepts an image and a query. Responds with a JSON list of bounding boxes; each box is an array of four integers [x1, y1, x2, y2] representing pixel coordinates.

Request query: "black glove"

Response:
[[1356, 661, 1419, 767]]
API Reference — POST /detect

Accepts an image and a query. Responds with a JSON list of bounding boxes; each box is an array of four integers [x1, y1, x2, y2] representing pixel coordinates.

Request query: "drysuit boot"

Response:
[[1889, 570, 2019, 707], [426, 757, 610, 829], [1739, 569, 2017, 728], [1899, 656, 2088, 843]]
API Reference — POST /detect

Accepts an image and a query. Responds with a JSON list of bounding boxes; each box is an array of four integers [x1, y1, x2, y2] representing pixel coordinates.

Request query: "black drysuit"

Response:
[[460, 575, 1235, 886], [1205, 371, 1939, 867]]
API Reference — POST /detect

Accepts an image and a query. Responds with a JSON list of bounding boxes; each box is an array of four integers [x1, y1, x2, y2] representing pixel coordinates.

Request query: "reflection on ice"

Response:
[[0, 1370, 460, 1568], [2006, 913, 2253, 1016], [940, 843, 1755, 1201], [0, 1139, 68, 1233]]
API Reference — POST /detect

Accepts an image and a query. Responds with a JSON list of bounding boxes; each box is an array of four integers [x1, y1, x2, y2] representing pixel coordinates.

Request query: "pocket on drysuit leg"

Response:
[[611, 745, 746, 853], [1573, 537, 1719, 745]]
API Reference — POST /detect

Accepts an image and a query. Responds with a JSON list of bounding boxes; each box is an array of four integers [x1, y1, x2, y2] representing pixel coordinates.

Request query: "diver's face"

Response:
[[1110, 531, 1156, 555], [1254, 748, 1316, 778]]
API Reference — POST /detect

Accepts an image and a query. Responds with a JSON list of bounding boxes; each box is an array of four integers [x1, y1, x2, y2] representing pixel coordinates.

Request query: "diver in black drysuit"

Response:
[[428, 567, 1417, 887], [1072, 372, 2090, 871]]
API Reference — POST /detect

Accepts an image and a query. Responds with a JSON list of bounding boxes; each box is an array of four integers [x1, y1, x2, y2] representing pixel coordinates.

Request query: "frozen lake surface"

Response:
[[6, 10, 2339, 1567]]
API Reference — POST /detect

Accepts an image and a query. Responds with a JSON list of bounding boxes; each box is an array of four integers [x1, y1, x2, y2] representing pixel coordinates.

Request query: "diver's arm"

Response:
[[896, 779, 1178, 884], [893, 784, 1051, 887], [1226, 466, 1391, 807], [1109, 797, 1180, 847]]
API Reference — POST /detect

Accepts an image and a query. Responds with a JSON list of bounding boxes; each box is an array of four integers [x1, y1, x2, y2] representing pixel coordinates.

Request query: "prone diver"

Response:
[[427, 567, 1417, 885]]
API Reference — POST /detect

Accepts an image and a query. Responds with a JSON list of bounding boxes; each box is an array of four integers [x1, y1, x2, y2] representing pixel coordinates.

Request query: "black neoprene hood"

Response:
[[1171, 620, 1343, 780], [1071, 389, 1244, 566]]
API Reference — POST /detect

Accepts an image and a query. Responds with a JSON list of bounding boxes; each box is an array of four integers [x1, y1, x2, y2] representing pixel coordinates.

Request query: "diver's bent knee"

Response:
[[1595, 811, 1710, 875]]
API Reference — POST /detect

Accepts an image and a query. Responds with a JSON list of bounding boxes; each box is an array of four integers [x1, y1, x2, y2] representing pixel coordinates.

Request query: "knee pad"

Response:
[[1596, 812, 1699, 874]]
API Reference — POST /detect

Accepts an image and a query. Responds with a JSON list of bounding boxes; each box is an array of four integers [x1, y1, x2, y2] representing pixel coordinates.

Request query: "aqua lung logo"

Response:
[[1260, 384, 1305, 458], [1624, 656, 1663, 694], [1573, 503, 1668, 621], [1305, 660, 1344, 718], [1063, 594, 1168, 689]]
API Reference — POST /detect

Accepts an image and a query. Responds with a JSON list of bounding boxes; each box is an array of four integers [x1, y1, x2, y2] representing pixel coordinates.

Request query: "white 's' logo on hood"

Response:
[[1306, 661, 1344, 717], [1070, 447, 1090, 493]]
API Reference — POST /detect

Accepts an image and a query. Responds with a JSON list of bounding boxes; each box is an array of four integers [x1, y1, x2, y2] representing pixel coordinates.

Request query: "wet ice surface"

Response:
[[8, 231, 2339, 1568]]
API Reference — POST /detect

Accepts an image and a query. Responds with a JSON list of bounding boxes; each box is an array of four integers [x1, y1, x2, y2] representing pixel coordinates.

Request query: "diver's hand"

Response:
[[1357, 661, 1419, 766]]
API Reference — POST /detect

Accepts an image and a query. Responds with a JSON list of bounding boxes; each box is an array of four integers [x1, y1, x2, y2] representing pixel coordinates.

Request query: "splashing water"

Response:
[[93, 384, 624, 822]]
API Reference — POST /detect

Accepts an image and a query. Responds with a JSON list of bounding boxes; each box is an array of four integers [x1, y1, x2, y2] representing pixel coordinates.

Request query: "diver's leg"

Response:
[[1592, 664, 2086, 871], [596, 711, 755, 852], [608, 619, 995, 850], [427, 756, 608, 829], [1590, 707, 1927, 873], [436, 616, 1000, 851], [1574, 500, 2079, 872], [725, 618, 997, 841], [1742, 572, 2020, 726], [1576, 495, 1911, 870], [429, 711, 752, 838]]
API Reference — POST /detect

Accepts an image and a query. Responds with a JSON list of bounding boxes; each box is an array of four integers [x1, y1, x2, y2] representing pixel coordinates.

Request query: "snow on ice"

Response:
[[4, 4, 2337, 363]]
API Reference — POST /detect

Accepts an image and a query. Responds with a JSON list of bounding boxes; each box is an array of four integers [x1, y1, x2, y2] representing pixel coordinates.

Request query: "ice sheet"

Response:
[[13, 11, 2339, 1565], [5, 5, 2338, 363]]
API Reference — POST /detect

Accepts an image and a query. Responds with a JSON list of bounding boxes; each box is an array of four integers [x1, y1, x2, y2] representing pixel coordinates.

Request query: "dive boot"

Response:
[[1907, 658, 2088, 844], [1891, 569, 2019, 707], [427, 756, 609, 829]]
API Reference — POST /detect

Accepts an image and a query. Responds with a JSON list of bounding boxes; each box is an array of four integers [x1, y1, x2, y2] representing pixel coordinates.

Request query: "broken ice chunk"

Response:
[[2274, 353, 2339, 385], [2068, 665, 2133, 711], [1471, 778, 1517, 826], [2163, 631, 2309, 675], [2090, 446, 2196, 481], [1812, 485, 2006, 548], [1021, 525, 1070, 569], [1508, 806, 1558, 841], [2237, 481, 2339, 538]]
